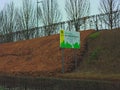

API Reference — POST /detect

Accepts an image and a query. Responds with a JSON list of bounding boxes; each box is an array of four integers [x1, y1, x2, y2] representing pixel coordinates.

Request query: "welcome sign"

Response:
[[60, 30, 80, 49]]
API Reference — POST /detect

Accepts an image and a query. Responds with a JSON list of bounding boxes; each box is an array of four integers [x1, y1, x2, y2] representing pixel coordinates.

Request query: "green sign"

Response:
[[60, 30, 80, 49]]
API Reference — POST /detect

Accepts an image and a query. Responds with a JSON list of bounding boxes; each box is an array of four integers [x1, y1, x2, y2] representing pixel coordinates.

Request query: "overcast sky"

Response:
[[0, 0, 100, 21]]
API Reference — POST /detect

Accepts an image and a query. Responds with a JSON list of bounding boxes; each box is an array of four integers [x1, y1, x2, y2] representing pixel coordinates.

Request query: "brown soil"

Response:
[[0, 30, 94, 77]]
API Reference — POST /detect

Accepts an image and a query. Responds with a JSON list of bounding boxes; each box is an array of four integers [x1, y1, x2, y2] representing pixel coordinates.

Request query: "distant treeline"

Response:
[[0, 0, 120, 43]]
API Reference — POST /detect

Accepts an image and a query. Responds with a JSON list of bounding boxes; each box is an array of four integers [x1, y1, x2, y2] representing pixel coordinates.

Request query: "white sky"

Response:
[[0, 0, 100, 21]]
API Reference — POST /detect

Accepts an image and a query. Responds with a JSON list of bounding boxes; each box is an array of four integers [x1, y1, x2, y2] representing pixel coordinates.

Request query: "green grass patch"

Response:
[[89, 32, 100, 39], [87, 47, 102, 63], [0, 87, 5, 90]]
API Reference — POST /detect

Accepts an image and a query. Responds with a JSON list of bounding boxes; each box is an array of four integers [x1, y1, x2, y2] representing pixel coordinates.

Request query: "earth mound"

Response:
[[0, 30, 94, 77]]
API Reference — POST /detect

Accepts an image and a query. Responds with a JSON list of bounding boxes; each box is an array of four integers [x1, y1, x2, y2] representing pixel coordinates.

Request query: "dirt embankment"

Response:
[[0, 30, 94, 77]]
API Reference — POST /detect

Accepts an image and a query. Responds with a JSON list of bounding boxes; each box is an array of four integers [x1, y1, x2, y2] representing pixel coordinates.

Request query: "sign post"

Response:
[[60, 30, 80, 73], [74, 49, 77, 69], [60, 30, 65, 73], [62, 48, 64, 73]]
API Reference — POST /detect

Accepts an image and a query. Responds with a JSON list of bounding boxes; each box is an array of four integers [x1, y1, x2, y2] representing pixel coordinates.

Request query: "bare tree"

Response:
[[92, 15, 99, 31], [38, 0, 61, 36], [0, 2, 17, 42], [99, 0, 120, 30], [65, 0, 90, 31], [0, 11, 3, 33], [17, 0, 36, 39]]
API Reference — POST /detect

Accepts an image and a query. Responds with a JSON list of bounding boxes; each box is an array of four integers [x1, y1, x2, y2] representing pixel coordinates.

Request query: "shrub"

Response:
[[88, 47, 102, 63], [0, 87, 5, 90]]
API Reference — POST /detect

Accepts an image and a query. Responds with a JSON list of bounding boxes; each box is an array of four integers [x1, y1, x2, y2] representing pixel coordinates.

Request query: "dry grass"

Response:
[[0, 30, 94, 77], [60, 72, 120, 81]]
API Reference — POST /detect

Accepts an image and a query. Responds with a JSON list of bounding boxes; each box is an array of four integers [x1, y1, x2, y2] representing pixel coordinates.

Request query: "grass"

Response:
[[61, 72, 120, 81], [89, 31, 100, 39], [0, 87, 5, 90], [87, 47, 102, 63]]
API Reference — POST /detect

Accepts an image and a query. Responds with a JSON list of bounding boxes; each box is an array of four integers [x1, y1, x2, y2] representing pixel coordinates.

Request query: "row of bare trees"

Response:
[[99, 0, 120, 30], [65, 0, 119, 31], [0, 0, 120, 41], [0, 0, 62, 39], [65, 0, 90, 31], [0, 0, 36, 41], [0, 2, 17, 42], [38, 0, 61, 35]]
